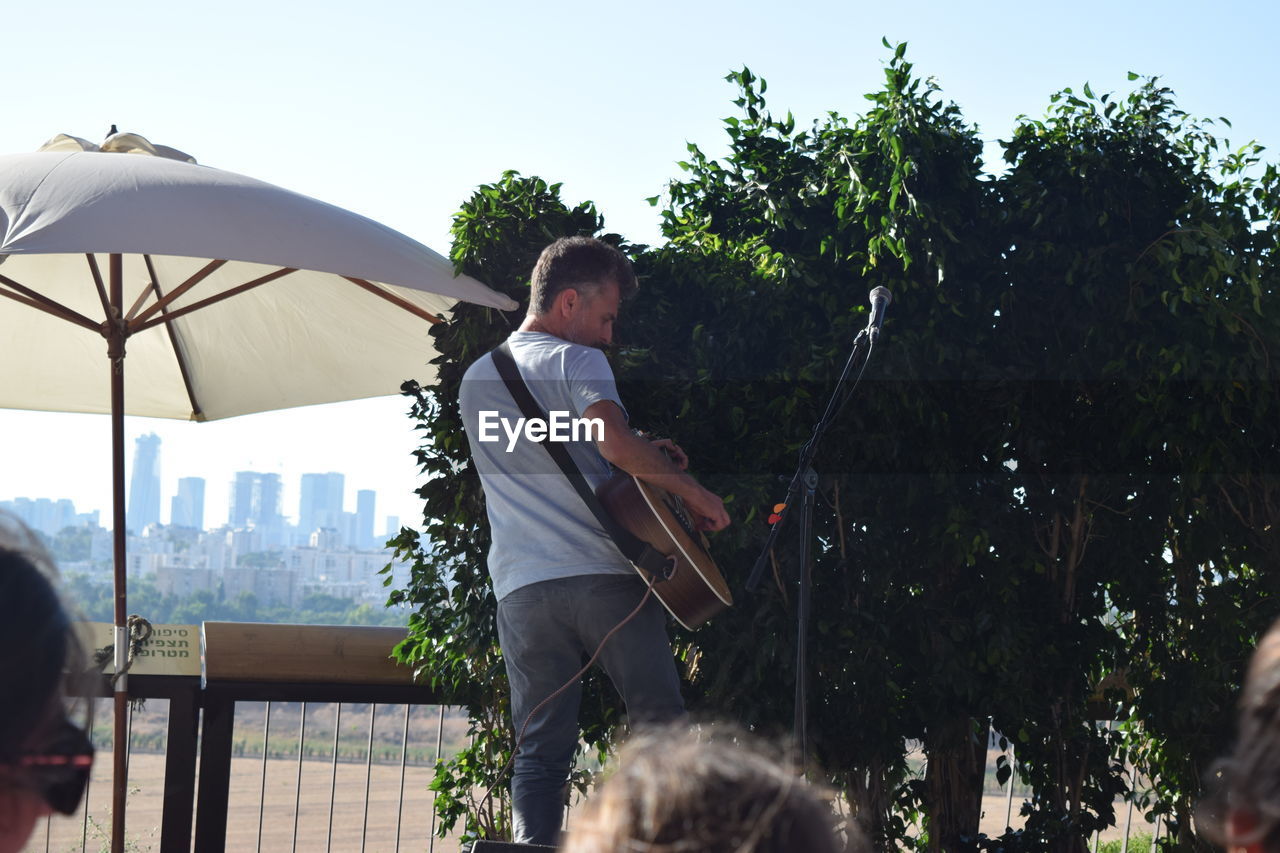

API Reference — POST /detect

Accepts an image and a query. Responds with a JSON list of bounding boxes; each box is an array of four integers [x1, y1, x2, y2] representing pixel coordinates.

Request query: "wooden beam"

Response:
[[86, 254, 112, 322], [0, 278, 100, 332], [201, 623, 416, 686], [125, 278, 157, 323], [132, 267, 296, 334], [343, 276, 443, 325], [129, 259, 227, 328], [144, 255, 205, 421]]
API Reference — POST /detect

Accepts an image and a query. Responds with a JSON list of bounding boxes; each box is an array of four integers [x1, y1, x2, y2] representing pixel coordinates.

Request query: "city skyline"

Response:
[[0, 397, 424, 536], [2, 459, 401, 540]]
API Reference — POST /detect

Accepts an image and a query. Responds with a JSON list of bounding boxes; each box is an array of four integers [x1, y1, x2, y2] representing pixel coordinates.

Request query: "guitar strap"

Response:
[[489, 341, 671, 578]]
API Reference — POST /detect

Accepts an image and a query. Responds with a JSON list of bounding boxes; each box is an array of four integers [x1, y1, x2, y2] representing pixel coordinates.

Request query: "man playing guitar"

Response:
[[458, 236, 730, 845]]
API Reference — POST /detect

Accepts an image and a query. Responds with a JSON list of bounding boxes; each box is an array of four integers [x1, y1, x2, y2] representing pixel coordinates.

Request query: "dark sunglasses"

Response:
[[16, 718, 95, 815]]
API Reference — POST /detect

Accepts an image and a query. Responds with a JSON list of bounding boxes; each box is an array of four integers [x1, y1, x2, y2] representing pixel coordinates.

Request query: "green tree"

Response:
[[391, 47, 1278, 852], [51, 525, 94, 562]]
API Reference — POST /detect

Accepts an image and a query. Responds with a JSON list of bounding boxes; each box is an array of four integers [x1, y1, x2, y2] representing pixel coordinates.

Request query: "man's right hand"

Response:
[[588, 399, 730, 532], [683, 487, 730, 532]]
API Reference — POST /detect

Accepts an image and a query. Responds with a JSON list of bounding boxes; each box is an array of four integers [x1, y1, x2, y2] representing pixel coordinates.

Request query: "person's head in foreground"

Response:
[[0, 512, 93, 853], [1200, 618, 1280, 852], [561, 726, 860, 853]]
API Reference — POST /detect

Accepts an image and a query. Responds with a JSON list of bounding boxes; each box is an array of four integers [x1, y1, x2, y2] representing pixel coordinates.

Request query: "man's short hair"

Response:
[[529, 236, 638, 316]]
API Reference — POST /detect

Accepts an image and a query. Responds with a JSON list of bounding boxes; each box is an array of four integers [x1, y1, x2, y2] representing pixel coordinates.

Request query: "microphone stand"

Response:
[[745, 325, 879, 758]]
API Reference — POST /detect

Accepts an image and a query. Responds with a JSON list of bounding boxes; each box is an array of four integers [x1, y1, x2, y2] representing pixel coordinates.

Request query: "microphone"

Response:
[[866, 286, 892, 342]]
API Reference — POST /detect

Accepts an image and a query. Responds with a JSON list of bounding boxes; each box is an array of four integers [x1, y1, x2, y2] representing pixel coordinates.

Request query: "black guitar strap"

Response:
[[489, 341, 671, 578]]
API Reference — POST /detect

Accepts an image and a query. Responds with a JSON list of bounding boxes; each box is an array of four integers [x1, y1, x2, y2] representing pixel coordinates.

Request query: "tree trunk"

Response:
[[924, 716, 987, 852], [842, 758, 896, 850]]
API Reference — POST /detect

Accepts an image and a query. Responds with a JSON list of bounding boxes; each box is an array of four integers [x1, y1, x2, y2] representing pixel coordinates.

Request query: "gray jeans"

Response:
[[496, 573, 686, 845]]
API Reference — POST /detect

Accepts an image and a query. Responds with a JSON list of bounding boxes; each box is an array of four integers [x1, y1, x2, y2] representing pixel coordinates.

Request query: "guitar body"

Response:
[[595, 471, 732, 630]]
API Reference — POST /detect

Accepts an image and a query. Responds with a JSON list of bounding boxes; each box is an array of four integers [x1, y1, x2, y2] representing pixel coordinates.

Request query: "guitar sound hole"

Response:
[[663, 555, 678, 580]]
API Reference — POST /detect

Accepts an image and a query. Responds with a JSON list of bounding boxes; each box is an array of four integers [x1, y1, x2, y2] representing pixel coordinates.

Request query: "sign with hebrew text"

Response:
[[76, 622, 202, 677]]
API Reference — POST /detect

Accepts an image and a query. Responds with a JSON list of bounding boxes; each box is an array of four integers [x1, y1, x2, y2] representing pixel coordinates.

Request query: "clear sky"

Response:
[[2, 0, 1276, 532]]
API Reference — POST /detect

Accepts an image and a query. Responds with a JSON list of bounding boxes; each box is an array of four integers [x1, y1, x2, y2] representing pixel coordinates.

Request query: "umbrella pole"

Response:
[[108, 253, 129, 853]]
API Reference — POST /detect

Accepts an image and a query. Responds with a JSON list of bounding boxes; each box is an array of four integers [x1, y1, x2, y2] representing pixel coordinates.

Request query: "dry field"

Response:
[[25, 756, 1162, 853], [26, 751, 463, 853], [24, 708, 1160, 852], [26, 698, 469, 853]]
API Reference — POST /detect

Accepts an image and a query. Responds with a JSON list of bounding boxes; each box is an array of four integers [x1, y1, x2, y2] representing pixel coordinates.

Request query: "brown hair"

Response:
[[0, 512, 85, 762], [528, 236, 638, 316], [562, 726, 859, 853], [1198, 618, 1280, 849]]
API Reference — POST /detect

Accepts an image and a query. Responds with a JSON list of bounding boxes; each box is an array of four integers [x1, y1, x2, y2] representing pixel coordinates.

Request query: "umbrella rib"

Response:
[[132, 266, 298, 333], [130, 259, 228, 328], [125, 278, 158, 323], [342, 277, 443, 325], [0, 272, 100, 332], [86, 254, 114, 321], [143, 255, 205, 421]]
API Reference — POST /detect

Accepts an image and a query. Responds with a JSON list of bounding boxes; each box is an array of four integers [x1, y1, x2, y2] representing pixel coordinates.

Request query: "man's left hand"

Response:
[[650, 438, 688, 470]]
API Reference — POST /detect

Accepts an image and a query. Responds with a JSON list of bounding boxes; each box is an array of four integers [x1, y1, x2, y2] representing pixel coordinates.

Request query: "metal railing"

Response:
[[209, 699, 453, 853], [27, 623, 461, 853], [28, 625, 1173, 853], [982, 722, 1166, 851]]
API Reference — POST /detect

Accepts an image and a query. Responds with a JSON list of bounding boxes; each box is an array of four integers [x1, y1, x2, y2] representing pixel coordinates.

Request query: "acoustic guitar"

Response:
[[595, 471, 733, 630]]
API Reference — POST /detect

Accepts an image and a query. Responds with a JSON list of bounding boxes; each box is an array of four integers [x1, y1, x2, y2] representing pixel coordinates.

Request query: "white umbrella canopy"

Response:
[[0, 132, 517, 853], [0, 136, 516, 419]]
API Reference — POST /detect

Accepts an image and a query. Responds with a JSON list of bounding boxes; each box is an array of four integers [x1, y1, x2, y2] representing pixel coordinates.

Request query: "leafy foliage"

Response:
[[391, 47, 1278, 852]]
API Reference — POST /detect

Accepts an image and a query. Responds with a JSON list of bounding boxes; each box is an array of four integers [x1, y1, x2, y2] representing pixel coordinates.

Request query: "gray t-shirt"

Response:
[[459, 331, 634, 600]]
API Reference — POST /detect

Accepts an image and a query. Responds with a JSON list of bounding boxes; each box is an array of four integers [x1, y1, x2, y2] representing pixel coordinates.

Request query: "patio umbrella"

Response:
[[0, 131, 518, 852]]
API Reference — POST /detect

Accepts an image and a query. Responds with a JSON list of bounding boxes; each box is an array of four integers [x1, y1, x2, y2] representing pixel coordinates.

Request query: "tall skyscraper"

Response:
[[356, 489, 376, 550], [229, 472, 284, 544], [257, 473, 284, 546], [229, 472, 257, 528], [127, 433, 161, 533], [170, 477, 206, 530], [299, 472, 345, 534], [258, 474, 282, 528]]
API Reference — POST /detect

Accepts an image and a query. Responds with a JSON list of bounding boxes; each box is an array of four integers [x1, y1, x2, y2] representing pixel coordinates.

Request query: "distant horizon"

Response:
[[2, 490, 405, 540], [3, 468, 404, 535]]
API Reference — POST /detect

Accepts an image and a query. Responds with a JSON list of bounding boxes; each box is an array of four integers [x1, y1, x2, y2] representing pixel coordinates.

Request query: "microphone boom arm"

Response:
[[742, 285, 892, 757]]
